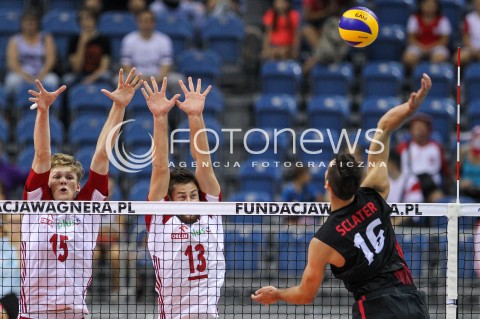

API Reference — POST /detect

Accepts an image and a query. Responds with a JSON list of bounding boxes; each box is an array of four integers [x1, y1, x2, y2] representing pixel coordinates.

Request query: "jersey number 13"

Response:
[[353, 218, 385, 265]]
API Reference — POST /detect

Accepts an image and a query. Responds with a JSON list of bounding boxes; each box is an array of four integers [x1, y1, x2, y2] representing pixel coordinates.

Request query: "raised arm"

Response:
[[90, 68, 142, 175], [142, 77, 180, 200], [177, 78, 220, 196], [361, 73, 432, 199], [28, 80, 66, 173]]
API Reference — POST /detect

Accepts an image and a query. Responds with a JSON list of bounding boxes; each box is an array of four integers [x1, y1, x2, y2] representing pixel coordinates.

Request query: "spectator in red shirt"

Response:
[[402, 0, 451, 70], [262, 0, 300, 60], [458, 0, 480, 65]]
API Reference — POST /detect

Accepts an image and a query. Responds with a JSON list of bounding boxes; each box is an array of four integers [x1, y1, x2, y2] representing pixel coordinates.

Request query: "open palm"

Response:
[[176, 77, 212, 116], [101, 68, 142, 108], [28, 80, 66, 112], [142, 77, 180, 116]]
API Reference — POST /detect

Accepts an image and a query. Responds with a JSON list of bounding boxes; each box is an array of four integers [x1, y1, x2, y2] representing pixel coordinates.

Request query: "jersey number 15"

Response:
[[353, 218, 385, 265]]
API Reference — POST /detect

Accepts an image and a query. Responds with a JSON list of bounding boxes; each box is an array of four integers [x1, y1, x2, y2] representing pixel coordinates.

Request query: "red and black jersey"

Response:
[[315, 187, 414, 299]]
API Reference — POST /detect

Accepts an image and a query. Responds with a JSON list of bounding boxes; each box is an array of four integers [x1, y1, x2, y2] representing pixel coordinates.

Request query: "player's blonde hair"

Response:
[[51, 153, 85, 182]]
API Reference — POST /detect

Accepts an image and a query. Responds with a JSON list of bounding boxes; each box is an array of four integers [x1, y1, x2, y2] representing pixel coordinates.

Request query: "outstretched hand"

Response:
[[407, 73, 432, 114], [176, 77, 212, 116], [28, 80, 66, 112], [141, 77, 180, 117], [251, 286, 279, 305], [101, 68, 142, 108]]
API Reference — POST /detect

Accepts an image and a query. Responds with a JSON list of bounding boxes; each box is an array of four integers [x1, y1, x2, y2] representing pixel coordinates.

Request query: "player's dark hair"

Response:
[[327, 154, 362, 200], [168, 168, 200, 198], [78, 8, 99, 24]]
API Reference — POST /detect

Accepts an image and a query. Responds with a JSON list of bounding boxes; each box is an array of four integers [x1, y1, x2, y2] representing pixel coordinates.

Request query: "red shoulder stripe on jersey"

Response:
[[394, 242, 414, 285]]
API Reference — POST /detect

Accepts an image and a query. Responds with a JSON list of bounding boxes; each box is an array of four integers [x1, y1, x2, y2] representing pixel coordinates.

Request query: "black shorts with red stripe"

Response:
[[352, 285, 430, 319]]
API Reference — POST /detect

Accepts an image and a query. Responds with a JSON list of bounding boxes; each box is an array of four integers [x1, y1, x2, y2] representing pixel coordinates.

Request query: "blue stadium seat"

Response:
[[128, 91, 149, 116], [367, 24, 407, 61], [255, 94, 297, 129], [123, 115, 154, 148], [465, 63, 480, 102], [278, 230, 315, 276], [413, 62, 454, 98], [128, 180, 150, 201], [177, 49, 221, 87], [360, 97, 402, 131], [395, 233, 428, 278], [16, 114, 64, 148], [307, 95, 349, 131], [374, 0, 414, 26], [310, 63, 354, 96], [297, 129, 340, 164], [440, 0, 464, 31], [74, 146, 95, 175], [175, 116, 224, 163], [227, 191, 272, 224], [42, 10, 80, 60], [261, 60, 302, 95], [467, 99, 480, 128], [244, 128, 290, 162], [98, 11, 137, 62], [418, 98, 455, 143], [361, 61, 405, 98], [69, 115, 105, 148], [0, 10, 20, 42], [155, 12, 193, 55], [202, 13, 245, 66], [0, 87, 7, 115], [203, 86, 224, 119], [309, 165, 328, 196], [68, 83, 113, 118], [0, 116, 8, 143], [0, 0, 24, 11], [459, 237, 475, 278], [225, 230, 264, 272], [47, 0, 80, 11], [14, 82, 61, 116], [238, 159, 282, 197], [16, 147, 34, 172]]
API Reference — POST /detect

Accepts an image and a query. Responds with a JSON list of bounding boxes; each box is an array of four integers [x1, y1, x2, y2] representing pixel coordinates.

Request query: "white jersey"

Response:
[[20, 169, 108, 319], [146, 193, 226, 319]]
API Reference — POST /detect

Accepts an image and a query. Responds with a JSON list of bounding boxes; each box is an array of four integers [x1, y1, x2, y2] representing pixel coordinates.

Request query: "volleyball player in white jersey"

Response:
[[19, 68, 142, 319], [142, 77, 225, 319]]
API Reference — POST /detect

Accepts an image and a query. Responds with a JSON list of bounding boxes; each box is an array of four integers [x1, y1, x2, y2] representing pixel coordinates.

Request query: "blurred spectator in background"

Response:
[[0, 214, 20, 319], [281, 166, 323, 225], [150, 0, 205, 31], [121, 10, 183, 89], [128, 0, 148, 16], [64, 9, 111, 86], [0, 142, 28, 200], [397, 113, 448, 202], [83, 0, 104, 15], [301, 0, 333, 50], [5, 11, 59, 98], [261, 0, 300, 60], [459, 0, 480, 65], [206, 0, 245, 17], [460, 126, 480, 201], [402, 0, 451, 70], [302, 0, 354, 73]]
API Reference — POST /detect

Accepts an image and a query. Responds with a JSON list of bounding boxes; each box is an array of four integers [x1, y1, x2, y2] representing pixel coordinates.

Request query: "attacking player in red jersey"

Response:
[[19, 68, 142, 319]]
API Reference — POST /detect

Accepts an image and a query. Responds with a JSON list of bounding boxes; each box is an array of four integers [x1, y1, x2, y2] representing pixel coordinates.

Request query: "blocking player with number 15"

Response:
[[19, 69, 142, 318], [252, 74, 433, 319]]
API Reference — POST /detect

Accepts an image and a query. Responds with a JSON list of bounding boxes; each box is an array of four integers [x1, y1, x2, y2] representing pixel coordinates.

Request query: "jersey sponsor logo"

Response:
[[335, 202, 379, 236], [235, 202, 330, 215], [191, 226, 211, 237], [39, 214, 55, 228], [171, 225, 189, 240]]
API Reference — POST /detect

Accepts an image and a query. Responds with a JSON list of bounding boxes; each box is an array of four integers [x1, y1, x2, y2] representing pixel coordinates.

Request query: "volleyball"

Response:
[[338, 7, 379, 47]]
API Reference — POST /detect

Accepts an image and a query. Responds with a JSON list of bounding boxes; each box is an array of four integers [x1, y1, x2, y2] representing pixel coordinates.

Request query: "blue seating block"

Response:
[[98, 11, 137, 61], [374, 0, 414, 26], [278, 230, 314, 275], [362, 61, 405, 97], [360, 97, 402, 131], [367, 24, 406, 61], [225, 230, 264, 272], [465, 63, 480, 102], [255, 94, 297, 129], [413, 62, 454, 98], [307, 95, 349, 131], [177, 49, 221, 87], [311, 63, 353, 96], [418, 98, 455, 143], [238, 159, 282, 197], [156, 12, 193, 55], [261, 60, 302, 95], [42, 10, 80, 60], [69, 83, 113, 118]]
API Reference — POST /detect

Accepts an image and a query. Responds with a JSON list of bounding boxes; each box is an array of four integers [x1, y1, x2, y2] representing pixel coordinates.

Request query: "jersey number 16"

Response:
[[353, 218, 385, 265]]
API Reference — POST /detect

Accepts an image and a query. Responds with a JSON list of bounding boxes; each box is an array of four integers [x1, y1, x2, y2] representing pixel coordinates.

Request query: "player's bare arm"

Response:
[[177, 77, 220, 196], [252, 238, 335, 305], [143, 77, 180, 200], [90, 68, 142, 175], [362, 73, 432, 199], [28, 80, 66, 174]]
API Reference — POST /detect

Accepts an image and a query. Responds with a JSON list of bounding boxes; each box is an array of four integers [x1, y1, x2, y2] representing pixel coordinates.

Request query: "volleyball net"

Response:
[[0, 201, 478, 319]]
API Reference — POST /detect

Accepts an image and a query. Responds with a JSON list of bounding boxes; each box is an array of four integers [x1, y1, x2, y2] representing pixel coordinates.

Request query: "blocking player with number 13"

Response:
[[252, 74, 433, 319], [143, 77, 225, 319]]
